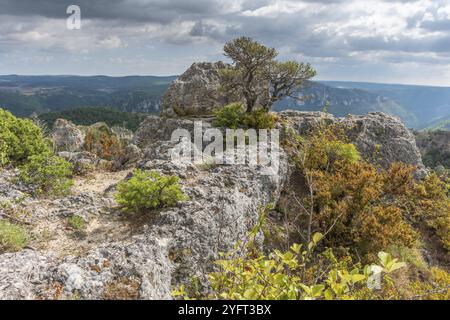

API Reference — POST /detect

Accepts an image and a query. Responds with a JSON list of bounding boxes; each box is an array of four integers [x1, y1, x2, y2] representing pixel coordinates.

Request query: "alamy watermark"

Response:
[[66, 5, 81, 30], [169, 121, 280, 176]]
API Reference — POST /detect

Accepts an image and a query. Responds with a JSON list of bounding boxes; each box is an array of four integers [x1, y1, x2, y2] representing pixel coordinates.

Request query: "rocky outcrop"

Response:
[[52, 119, 85, 152], [0, 110, 425, 300], [133, 115, 213, 148], [160, 62, 244, 117], [0, 117, 289, 299], [58, 151, 99, 175], [279, 111, 425, 174]]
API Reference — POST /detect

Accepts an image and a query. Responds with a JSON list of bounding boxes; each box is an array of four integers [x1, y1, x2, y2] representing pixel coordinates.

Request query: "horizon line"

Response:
[[1, 74, 449, 88]]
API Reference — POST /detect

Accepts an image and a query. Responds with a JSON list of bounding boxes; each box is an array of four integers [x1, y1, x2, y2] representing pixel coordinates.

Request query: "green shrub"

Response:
[[240, 109, 277, 130], [0, 108, 50, 166], [19, 154, 73, 196], [115, 169, 188, 213], [68, 215, 86, 230], [212, 103, 244, 129], [173, 226, 407, 300], [0, 220, 28, 253], [213, 103, 278, 130]]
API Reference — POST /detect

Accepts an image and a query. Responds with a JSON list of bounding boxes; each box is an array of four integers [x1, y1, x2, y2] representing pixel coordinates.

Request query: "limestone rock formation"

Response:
[[0, 117, 289, 299], [52, 119, 85, 152], [160, 62, 245, 117], [0, 109, 426, 300], [279, 111, 425, 175]]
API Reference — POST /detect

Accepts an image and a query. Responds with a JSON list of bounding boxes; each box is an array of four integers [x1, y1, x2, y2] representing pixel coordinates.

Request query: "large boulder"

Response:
[[52, 119, 85, 152], [160, 62, 232, 117]]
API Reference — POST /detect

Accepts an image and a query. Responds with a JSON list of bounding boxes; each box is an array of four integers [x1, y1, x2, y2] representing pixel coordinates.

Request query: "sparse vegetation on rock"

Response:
[[0, 220, 28, 253], [18, 154, 73, 197]]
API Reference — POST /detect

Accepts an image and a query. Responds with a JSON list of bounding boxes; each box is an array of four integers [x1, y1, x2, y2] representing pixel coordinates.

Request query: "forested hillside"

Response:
[[38, 107, 148, 132], [0, 75, 176, 116]]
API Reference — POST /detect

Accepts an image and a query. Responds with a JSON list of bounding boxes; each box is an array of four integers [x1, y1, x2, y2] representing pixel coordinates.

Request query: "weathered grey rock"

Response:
[[58, 151, 99, 175], [0, 117, 289, 299], [341, 112, 425, 173], [113, 144, 143, 170], [52, 119, 85, 152], [0, 110, 426, 300], [133, 116, 213, 148], [0, 169, 33, 202], [279, 111, 425, 174], [160, 62, 240, 117], [0, 250, 57, 300]]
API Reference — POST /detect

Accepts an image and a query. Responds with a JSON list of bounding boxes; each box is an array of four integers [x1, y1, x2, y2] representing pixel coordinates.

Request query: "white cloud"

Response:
[[1, 0, 450, 85]]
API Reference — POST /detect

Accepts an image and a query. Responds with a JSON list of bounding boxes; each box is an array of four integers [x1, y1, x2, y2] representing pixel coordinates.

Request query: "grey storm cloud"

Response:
[[0, 0, 227, 23]]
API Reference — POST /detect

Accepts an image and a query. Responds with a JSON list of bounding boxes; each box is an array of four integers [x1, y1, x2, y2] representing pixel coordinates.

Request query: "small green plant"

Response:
[[213, 103, 244, 129], [213, 103, 277, 130], [0, 220, 28, 253], [196, 161, 218, 171], [240, 109, 277, 130], [19, 154, 73, 196], [115, 169, 188, 213], [68, 216, 86, 231]]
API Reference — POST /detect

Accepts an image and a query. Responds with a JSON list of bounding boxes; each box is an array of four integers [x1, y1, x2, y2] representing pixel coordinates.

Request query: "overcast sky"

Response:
[[1, 0, 450, 86]]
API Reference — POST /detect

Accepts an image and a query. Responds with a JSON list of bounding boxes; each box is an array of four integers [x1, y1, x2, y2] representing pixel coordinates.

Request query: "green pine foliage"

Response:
[[115, 169, 188, 213], [18, 154, 74, 197], [0, 108, 50, 166]]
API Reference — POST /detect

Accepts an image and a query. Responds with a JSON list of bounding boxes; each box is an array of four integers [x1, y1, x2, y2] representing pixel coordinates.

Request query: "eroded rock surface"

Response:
[[160, 62, 243, 117], [0, 111, 425, 300], [52, 119, 85, 152], [0, 117, 288, 299], [279, 111, 425, 174]]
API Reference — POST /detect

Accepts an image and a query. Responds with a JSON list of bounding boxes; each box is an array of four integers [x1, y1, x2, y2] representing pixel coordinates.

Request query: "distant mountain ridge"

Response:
[[275, 81, 417, 127], [319, 81, 450, 129], [1, 74, 450, 130]]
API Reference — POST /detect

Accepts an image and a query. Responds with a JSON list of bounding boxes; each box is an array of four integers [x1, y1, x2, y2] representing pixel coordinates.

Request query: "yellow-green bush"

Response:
[[413, 173, 450, 251], [240, 109, 277, 130], [115, 169, 188, 213], [282, 127, 424, 261], [0, 108, 50, 166], [410, 267, 450, 300], [68, 215, 86, 231], [213, 103, 244, 129], [19, 154, 73, 196], [0, 220, 28, 253], [213, 103, 277, 130], [173, 226, 406, 300]]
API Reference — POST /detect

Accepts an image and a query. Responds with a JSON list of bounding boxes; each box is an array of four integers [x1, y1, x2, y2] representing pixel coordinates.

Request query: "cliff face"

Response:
[[415, 130, 450, 169]]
